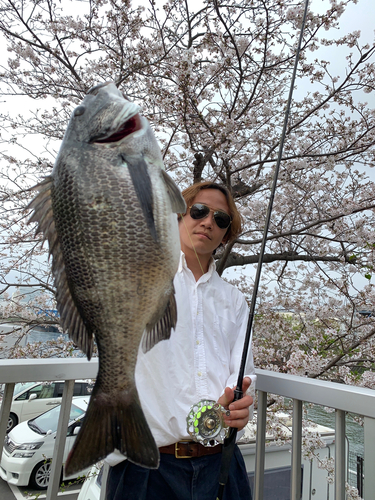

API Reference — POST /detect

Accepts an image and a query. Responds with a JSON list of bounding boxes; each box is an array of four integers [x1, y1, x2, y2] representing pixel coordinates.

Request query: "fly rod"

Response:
[[216, 1, 310, 498]]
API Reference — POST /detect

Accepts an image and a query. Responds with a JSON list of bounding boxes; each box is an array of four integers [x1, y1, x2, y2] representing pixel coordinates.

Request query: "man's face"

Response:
[[179, 188, 230, 259]]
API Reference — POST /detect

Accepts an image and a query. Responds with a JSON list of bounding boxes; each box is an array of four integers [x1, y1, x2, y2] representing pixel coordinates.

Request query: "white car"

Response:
[[77, 462, 106, 500], [0, 396, 91, 489], [2, 380, 92, 432]]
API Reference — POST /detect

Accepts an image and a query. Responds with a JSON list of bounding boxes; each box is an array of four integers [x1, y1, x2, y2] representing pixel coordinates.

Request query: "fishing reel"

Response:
[[186, 399, 230, 446]]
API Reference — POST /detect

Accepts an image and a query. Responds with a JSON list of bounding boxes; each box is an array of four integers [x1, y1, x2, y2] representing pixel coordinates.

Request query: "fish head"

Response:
[[63, 82, 163, 165]]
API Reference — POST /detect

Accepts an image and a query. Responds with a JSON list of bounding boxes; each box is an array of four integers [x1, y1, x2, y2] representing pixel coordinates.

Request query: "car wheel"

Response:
[[29, 460, 53, 489], [7, 413, 18, 432]]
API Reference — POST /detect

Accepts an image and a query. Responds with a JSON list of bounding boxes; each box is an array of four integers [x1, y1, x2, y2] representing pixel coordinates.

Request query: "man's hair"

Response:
[[179, 181, 242, 244]]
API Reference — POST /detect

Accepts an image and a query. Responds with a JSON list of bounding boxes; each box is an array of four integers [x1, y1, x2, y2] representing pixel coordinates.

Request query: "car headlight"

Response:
[[13, 452, 36, 458], [18, 442, 44, 450]]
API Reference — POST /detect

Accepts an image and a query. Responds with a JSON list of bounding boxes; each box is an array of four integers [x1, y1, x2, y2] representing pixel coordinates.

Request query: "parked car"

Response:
[[0, 396, 91, 489], [77, 462, 106, 500], [1, 380, 92, 432]]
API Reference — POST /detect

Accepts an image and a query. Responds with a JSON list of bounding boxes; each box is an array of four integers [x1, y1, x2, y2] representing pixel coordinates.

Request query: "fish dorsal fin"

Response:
[[122, 154, 158, 243], [141, 288, 177, 353], [27, 177, 94, 359], [161, 170, 187, 214]]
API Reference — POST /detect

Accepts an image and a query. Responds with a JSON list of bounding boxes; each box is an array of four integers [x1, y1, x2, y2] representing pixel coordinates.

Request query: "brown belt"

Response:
[[159, 441, 222, 458]]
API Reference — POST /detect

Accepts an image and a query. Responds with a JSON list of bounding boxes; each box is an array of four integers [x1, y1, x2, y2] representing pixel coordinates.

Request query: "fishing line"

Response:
[[215, 1, 310, 499], [180, 213, 205, 277]]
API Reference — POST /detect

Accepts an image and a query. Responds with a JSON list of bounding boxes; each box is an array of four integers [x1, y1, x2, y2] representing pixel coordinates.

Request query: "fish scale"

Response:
[[28, 82, 186, 475]]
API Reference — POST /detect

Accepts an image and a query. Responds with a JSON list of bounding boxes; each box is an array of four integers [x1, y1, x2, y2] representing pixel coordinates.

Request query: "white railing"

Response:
[[0, 358, 98, 500], [254, 370, 375, 500], [0, 359, 374, 499]]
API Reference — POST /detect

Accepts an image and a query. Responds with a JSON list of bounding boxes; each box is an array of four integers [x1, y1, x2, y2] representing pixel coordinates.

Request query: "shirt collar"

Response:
[[178, 251, 216, 281]]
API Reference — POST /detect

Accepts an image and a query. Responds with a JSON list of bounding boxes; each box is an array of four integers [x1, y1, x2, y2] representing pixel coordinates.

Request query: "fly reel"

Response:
[[186, 399, 230, 446]]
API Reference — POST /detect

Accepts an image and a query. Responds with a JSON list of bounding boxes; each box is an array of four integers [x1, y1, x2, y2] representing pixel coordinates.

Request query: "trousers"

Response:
[[106, 445, 252, 500]]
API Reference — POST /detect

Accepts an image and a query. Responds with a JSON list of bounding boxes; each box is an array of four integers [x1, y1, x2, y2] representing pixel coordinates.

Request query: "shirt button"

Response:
[[198, 372, 202, 377], [196, 340, 199, 345]]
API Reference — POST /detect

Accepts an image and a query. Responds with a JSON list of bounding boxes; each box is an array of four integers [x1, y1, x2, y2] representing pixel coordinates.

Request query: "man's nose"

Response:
[[201, 212, 214, 227]]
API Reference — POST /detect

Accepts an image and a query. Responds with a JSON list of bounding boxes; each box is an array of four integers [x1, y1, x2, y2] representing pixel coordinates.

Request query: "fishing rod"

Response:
[[216, 1, 310, 498]]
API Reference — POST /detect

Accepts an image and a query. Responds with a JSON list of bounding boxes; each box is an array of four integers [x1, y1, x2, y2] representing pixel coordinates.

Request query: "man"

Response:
[[106, 181, 255, 500]]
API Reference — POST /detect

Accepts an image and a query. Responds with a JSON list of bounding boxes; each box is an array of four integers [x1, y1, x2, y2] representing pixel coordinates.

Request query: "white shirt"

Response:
[[106, 252, 256, 466], [138, 252, 255, 443]]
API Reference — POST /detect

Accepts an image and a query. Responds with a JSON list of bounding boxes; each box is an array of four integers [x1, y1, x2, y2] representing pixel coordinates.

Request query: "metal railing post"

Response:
[[46, 379, 75, 500], [335, 409, 346, 500], [254, 390, 267, 500], [364, 416, 375, 500], [0, 382, 15, 457], [100, 462, 110, 500], [291, 399, 303, 500]]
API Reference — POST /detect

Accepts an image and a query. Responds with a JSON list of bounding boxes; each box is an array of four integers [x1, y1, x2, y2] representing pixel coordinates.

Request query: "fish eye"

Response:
[[74, 106, 86, 117]]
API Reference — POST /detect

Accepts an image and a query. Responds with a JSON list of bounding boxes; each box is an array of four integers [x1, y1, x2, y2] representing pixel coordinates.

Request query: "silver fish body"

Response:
[[28, 82, 186, 474]]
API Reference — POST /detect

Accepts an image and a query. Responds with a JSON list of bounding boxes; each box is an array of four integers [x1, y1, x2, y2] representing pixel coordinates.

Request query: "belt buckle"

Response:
[[175, 441, 193, 459]]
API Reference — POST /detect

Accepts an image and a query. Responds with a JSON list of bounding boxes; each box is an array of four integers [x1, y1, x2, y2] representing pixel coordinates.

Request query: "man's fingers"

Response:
[[217, 386, 233, 408], [223, 406, 250, 430], [218, 377, 252, 410], [242, 376, 251, 393], [224, 407, 248, 421], [228, 395, 252, 411]]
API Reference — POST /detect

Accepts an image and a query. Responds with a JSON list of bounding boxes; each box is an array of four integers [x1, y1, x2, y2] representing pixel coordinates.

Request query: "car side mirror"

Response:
[[29, 393, 37, 401], [73, 426, 80, 435]]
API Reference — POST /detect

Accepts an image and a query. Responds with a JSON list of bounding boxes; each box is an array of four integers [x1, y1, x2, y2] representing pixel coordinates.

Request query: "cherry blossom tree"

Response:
[[1, 2, 373, 496], [0, 0, 374, 392]]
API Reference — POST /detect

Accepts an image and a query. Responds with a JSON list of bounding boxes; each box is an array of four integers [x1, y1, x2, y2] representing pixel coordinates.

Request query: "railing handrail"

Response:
[[0, 359, 374, 417], [255, 368, 375, 418], [0, 357, 99, 383]]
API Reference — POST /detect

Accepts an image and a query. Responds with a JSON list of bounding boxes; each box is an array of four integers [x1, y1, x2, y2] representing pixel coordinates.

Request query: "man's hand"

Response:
[[217, 377, 253, 431]]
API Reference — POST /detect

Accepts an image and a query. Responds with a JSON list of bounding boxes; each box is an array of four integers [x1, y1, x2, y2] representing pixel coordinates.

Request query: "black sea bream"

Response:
[[28, 82, 186, 474]]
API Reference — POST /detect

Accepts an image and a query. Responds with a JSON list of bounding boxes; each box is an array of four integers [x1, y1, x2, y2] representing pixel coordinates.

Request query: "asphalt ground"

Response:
[[0, 476, 81, 500], [0, 477, 13, 498]]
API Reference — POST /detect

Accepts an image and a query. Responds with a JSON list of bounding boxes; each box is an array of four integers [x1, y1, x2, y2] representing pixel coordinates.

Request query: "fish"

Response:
[[27, 82, 186, 475]]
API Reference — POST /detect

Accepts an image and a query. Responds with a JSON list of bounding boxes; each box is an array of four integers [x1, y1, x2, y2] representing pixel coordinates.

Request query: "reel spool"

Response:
[[186, 399, 230, 446]]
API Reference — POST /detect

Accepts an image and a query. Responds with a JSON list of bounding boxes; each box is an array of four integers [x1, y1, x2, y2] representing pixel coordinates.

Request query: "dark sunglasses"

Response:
[[188, 203, 232, 230]]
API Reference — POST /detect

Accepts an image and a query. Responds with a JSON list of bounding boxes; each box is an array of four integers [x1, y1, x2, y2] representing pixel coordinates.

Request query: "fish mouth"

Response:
[[94, 112, 143, 144]]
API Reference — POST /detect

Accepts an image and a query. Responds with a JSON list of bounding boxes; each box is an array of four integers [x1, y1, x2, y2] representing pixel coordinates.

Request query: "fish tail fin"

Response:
[[64, 386, 159, 476]]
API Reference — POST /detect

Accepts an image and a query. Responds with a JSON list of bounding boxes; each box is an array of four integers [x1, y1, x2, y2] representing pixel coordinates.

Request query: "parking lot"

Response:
[[0, 476, 82, 500]]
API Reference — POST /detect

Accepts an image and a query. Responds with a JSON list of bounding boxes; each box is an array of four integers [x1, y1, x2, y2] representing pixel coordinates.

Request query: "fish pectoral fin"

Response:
[[65, 385, 159, 476], [161, 170, 187, 214], [122, 154, 158, 243], [142, 289, 177, 353]]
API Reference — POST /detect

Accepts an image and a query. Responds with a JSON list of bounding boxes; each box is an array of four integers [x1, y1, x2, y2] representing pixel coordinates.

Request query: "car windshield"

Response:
[[29, 402, 86, 434], [14, 382, 36, 396]]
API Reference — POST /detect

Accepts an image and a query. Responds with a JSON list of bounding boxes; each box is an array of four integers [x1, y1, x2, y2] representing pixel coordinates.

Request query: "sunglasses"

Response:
[[188, 203, 232, 230]]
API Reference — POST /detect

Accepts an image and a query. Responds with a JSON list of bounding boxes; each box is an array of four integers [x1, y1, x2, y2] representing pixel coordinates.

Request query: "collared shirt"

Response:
[[134, 252, 256, 447]]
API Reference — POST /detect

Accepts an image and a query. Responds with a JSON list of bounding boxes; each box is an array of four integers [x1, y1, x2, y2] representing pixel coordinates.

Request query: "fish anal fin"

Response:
[[142, 289, 177, 353], [65, 385, 159, 476], [161, 170, 186, 214], [27, 177, 94, 359]]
